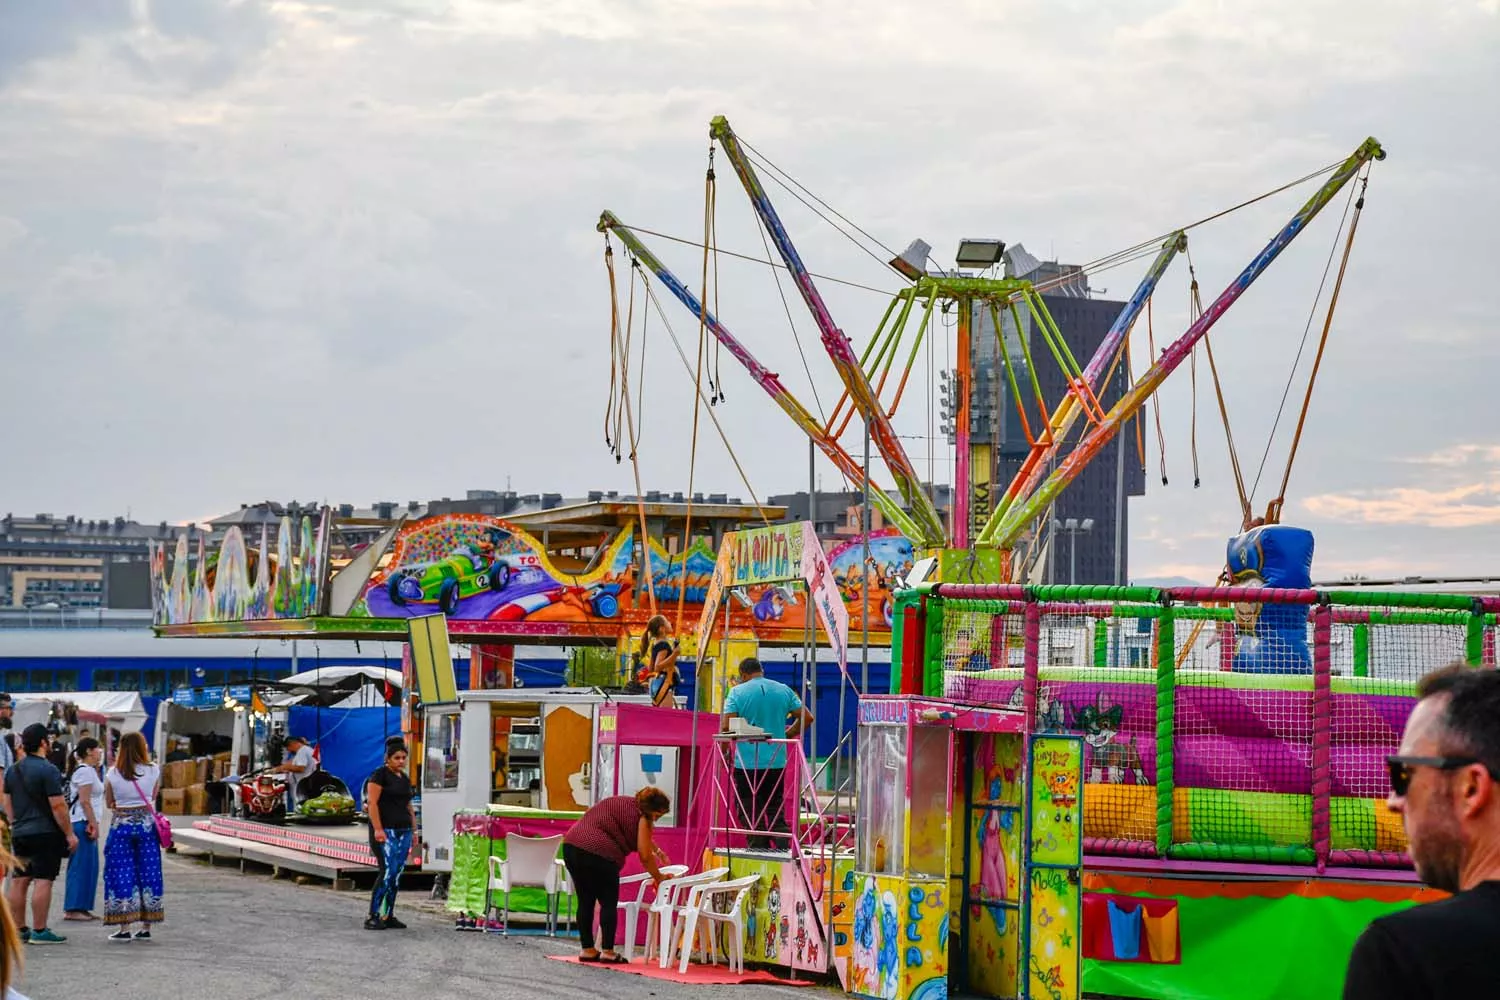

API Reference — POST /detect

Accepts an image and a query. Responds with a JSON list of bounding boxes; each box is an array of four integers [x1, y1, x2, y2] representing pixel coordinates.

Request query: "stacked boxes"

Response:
[[157, 755, 230, 815]]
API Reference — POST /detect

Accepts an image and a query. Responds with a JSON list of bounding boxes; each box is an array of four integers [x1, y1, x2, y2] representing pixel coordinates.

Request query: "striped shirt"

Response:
[[563, 795, 643, 866]]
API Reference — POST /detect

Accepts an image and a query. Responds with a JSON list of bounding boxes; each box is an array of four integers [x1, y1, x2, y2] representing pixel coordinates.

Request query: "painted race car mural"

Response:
[[360, 516, 630, 622]]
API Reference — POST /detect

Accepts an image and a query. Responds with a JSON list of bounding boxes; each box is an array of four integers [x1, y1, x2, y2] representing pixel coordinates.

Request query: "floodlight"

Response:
[[889, 238, 932, 281], [955, 238, 1006, 269]]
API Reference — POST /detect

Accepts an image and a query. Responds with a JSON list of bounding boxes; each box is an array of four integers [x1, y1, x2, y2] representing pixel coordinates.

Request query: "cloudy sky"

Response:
[[2, 0, 1496, 583]]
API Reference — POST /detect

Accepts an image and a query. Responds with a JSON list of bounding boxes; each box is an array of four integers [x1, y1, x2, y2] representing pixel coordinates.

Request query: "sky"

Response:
[[1, 0, 1497, 584]]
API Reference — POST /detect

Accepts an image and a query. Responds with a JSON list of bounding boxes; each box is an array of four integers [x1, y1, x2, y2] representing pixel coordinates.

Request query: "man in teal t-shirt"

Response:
[[721, 658, 814, 849]]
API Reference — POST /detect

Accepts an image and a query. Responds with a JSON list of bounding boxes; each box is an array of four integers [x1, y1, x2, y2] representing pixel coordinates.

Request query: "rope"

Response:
[[639, 275, 773, 526], [635, 272, 650, 443], [604, 241, 621, 456], [615, 253, 637, 460], [1267, 171, 1370, 524], [605, 247, 657, 617], [1186, 249, 1251, 528], [1146, 298, 1168, 485], [756, 205, 828, 423], [1189, 343, 1201, 488], [676, 150, 715, 633], [739, 140, 907, 280], [1249, 176, 1362, 507]]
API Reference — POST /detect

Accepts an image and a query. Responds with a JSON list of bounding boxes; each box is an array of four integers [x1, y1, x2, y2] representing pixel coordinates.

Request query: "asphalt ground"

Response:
[[17, 853, 834, 1000]]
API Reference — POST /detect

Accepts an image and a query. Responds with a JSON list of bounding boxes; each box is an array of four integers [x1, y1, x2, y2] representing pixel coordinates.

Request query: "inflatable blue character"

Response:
[[1226, 524, 1314, 674]]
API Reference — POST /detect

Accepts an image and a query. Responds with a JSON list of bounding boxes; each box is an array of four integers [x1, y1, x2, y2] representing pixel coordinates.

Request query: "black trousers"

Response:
[[733, 766, 786, 848], [562, 844, 621, 951]]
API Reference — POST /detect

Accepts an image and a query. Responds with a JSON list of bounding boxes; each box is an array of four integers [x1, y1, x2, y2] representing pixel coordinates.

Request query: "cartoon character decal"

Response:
[[1005, 684, 1065, 733], [1070, 693, 1149, 785], [765, 874, 782, 959], [1046, 769, 1079, 823]]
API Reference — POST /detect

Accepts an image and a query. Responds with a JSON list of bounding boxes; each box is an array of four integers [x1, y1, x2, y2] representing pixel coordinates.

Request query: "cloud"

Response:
[[1302, 484, 1500, 529], [0, 0, 1497, 598]]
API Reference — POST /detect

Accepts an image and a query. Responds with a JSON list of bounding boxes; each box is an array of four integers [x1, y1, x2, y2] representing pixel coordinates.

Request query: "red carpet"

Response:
[[548, 954, 818, 986]]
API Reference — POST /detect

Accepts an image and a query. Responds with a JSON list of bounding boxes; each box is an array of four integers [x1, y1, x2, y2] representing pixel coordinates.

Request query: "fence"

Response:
[[895, 583, 1499, 873]]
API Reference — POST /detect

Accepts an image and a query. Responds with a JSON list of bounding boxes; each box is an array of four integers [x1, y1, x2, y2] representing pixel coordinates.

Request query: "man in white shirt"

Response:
[[274, 735, 316, 811]]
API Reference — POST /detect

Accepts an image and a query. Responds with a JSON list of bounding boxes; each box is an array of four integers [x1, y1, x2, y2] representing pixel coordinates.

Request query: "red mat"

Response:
[[548, 954, 817, 986]]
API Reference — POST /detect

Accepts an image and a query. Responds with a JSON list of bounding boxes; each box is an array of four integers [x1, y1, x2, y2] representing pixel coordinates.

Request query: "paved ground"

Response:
[[19, 854, 833, 1000]]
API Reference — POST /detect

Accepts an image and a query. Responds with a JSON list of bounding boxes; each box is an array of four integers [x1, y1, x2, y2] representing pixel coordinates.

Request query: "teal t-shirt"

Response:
[[723, 676, 803, 770]]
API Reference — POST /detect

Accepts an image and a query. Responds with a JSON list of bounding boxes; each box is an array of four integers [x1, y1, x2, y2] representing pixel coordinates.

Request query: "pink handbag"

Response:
[[130, 777, 173, 849]]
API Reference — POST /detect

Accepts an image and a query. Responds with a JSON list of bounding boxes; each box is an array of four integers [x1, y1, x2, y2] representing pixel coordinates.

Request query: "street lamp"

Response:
[[1051, 517, 1095, 585]]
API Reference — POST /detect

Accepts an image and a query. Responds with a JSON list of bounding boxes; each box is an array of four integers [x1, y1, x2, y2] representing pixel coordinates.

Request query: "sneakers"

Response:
[[109, 930, 133, 943], [28, 928, 66, 945], [18, 928, 28, 944], [383, 915, 407, 930], [363, 916, 386, 930], [133, 929, 152, 941]]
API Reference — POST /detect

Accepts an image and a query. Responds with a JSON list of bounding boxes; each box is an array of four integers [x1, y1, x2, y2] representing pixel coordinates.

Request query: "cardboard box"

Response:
[[184, 783, 208, 816], [160, 788, 186, 814], [195, 758, 210, 785]]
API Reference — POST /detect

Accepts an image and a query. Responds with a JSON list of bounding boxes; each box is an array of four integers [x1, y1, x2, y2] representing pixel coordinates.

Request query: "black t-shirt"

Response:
[[3, 755, 65, 839], [366, 765, 413, 830], [1343, 881, 1500, 998]]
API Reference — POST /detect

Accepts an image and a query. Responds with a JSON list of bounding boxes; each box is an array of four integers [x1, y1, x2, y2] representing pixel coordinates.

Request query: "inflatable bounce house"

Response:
[[886, 526, 1499, 1000]]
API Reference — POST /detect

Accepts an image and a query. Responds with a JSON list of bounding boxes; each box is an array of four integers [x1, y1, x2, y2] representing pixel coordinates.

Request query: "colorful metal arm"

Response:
[[597, 211, 922, 541], [987, 232, 1185, 529], [986, 137, 1386, 550], [709, 115, 948, 548]]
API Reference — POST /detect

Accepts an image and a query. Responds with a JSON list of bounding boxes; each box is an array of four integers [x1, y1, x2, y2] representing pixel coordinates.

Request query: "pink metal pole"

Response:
[[1311, 604, 1333, 875]]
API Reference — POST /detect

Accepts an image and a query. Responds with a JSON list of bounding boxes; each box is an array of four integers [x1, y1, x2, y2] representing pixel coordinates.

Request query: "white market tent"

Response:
[[14, 691, 149, 733]]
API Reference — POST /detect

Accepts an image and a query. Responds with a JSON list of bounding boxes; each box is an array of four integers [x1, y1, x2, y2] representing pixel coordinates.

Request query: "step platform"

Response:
[[171, 815, 419, 888]]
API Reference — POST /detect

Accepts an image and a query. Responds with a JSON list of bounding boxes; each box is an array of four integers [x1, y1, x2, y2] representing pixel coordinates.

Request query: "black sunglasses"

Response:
[[1387, 755, 1499, 796]]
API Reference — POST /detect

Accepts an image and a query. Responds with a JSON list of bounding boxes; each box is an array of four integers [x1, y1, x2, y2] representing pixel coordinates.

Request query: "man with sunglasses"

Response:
[[1343, 663, 1500, 998]]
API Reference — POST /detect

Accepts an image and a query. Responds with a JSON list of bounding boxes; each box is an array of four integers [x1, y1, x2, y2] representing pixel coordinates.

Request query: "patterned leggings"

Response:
[[369, 828, 413, 919]]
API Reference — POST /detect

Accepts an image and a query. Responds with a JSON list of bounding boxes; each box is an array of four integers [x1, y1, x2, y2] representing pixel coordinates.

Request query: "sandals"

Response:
[[579, 953, 629, 965]]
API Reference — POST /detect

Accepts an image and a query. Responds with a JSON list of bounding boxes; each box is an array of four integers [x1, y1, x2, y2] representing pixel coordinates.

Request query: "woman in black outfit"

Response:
[[364, 737, 415, 930]]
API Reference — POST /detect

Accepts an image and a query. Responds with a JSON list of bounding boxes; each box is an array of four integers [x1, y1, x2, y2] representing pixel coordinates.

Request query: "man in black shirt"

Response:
[[2, 723, 79, 945], [1344, 663, 1500, 998]]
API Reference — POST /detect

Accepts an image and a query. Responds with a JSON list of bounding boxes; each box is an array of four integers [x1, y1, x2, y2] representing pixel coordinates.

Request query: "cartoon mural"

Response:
[[966, 732, 1024, 999], [849, 874, 948, 1000], [360, 515, 632, 622], [150, 510, 331, 626], [1028, 736, 1084, 1000], [152, 510, 910, 644]]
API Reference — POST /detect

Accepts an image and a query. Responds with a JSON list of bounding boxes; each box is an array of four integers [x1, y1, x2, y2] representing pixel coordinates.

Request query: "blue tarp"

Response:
[[287, 705, 403, 805]]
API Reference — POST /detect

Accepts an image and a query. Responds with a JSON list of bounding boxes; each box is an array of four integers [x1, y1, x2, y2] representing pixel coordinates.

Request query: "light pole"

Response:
[[1051, 517, 1095, 585]]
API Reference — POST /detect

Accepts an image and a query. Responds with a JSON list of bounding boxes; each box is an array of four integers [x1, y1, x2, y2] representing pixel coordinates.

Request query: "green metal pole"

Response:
[[1155, 603, 1176, 857], [1352, 624, 1369, 678]]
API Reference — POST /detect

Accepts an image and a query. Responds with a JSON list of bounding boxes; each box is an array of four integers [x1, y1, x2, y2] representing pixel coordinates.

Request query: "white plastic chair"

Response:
[[644, 867, 729, 968], [613, 864, 689, 960], [487, 833, 566, 936], [671, 873, 763, 974]]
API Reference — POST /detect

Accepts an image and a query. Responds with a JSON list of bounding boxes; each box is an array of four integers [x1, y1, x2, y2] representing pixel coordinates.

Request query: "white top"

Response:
[[69, 764, 105, 824], [105, 763, 160, 808], [286, 744, 315, 797]]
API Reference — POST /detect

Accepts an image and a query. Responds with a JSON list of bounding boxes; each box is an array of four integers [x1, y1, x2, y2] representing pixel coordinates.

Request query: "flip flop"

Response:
[[598, 954, 629, 965]]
